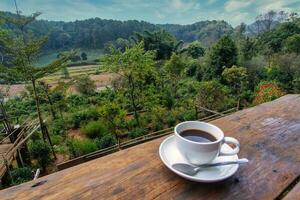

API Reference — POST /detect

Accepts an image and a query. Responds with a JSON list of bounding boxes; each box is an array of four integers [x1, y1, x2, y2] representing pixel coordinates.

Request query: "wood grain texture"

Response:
[[0, 94, 299, 200]]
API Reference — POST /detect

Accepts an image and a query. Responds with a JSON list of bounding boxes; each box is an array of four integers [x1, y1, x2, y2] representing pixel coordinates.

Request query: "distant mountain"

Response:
[[159, 20, 233, 46], [0, 11, 233, 51], [245, 20, 280, 36]]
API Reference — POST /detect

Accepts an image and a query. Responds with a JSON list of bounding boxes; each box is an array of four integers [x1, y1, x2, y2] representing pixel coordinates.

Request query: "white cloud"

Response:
[[225, 0, 253, 12], [169, 0, 195, 12], [256, 0, 299, 13]]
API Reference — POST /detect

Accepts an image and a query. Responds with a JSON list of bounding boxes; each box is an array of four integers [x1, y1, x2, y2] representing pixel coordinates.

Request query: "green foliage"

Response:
[[239, 37, 256, 61], [103, 43, 156, 126], [80, 121, 109, 139], [131, 30, 182, 60], [150, 106, 168, 131], [50, 135, 64, 145], [258, 22, 300, 55], [164, 53, 186, 78], [293, 77, 300, 93], [195, 80, 231, 111], [183, 41, 205, 58], [96, 134, 117, 149], [10, 167, 32, 185], [222, 66, 248, 94], [266, 53, 300, 91], [69, 108, 100, 128], [81, 52, 87, 60], [50, 118, 66, 135], [206, 35, 238, 78], [66, 138, 98, 158], [66, 95, 89, 107], [98, 102, 127, 130], [128, 128, 146, 139], [75, 74, 96, 95], [29, 140, 51, 171], [62, 66, 70, 79], [285, 34, 300, 54]]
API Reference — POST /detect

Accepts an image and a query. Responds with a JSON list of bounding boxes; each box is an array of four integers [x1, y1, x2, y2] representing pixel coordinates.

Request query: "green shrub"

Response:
[[126, 118, 138, 129], [54, 145, 68, 154], [29, 140, 51, 171], [50, 119, 66, 135], [97, 134, 117, 149], [66, 139, 98, 158], [75, 75, 96, 95], [128, 128, 146, 139], [183, 110, 196, 121], [80, 121, 109, 139], [11, 167, 32, 185], [50, 135, 64, 145], [153, 121, 164, 131], [67, 95, 88, 107], [166, 113, 176, 126], [70, 108, 100, 128]]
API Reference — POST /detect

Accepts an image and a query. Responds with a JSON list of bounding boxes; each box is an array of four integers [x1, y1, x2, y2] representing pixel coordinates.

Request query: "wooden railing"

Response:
[[0, 119, 40, 178]]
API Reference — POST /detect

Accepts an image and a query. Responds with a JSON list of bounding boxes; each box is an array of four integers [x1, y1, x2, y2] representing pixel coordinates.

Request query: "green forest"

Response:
[[0, 10, 299, 187]]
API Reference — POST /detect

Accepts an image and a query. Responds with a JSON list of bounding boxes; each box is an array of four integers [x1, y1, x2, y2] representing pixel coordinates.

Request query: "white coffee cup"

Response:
[[174, 121, 240, 165]]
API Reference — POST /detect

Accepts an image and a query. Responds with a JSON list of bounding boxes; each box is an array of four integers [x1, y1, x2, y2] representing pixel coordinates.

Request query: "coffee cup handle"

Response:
[[220, 137, 240, 155]]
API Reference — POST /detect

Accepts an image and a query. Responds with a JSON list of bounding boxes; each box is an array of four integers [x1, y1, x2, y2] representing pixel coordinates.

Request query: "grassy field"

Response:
[[1, 65, 115, 97], [42, 65, 102, 82], [37, 49, 105, 66]]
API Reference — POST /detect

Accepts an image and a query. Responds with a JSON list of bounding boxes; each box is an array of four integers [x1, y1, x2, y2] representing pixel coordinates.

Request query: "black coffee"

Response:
[[180, 129, 217, 143]]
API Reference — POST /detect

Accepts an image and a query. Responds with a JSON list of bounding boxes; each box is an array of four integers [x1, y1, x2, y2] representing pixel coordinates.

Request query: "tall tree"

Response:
[[163, 53, 186, 98], [131, 30, 183, 60], [222, 66, 248, 109], [103, 43, 156, 126], [0, 12, 70, 158], [206, 35, 238, 78], [182, 41, 205, 58]]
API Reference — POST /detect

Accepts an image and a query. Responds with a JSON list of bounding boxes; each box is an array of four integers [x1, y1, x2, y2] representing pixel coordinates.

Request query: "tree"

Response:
[[182, 41, 205, 58], [206, 35, 238, 78], [258, 22, 300, 55], [285, 34, 300, 54], [222, 66, 248, 108], [38, 81, 57, 119], [29, 140, 51, 172], [194, 80, 230, 117], [0, 12, 70, 158], [81, 52, 87, 60], [103, 43, 156, 126], [131, 30, 183, 60], [62, 66, 70, 79], [164, 53, 186, 98], [98, 101, 127, 148], [75, 74, 96, 95], [239, 37, 256, 61]]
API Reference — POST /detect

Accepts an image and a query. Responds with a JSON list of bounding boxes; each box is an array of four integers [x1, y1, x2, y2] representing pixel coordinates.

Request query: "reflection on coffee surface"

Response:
[[179, 129, 217, 143]]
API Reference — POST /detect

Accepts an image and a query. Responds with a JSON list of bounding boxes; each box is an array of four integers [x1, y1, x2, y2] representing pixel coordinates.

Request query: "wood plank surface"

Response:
[[282, 180, 300, 200], [0, 94, 299, 200]]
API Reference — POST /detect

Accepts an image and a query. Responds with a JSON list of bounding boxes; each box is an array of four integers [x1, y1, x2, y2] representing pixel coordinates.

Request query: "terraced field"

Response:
[[0, 65, 116, 97]]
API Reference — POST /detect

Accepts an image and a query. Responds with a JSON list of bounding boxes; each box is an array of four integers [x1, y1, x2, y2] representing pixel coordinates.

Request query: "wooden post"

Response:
[[2, 156, 13, 184], [16, 149, 24, 167]]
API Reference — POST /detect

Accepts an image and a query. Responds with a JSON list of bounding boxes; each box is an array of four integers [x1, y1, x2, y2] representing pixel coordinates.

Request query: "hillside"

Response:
[[0, 11, 233, 51]]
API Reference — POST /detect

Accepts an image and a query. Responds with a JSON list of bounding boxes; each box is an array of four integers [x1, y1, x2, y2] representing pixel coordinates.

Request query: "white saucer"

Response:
[[159, 135, 239, 182]]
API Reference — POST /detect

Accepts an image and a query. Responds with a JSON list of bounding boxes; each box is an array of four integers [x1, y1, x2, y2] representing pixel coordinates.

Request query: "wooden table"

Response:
[[1, 94, 300, 200]]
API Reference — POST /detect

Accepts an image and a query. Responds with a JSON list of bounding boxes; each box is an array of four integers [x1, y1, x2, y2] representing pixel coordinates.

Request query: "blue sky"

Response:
[[1, 0, 300, 26]]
